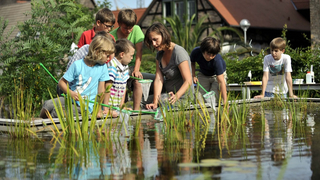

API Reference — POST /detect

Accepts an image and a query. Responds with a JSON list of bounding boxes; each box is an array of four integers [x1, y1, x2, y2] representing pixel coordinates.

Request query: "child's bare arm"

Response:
[[132, 42, 143, 78], [98, 81, 105, 99], [103, 81, 113, 110], [285, 72, 297, 98], [58, 78, 79, 100], [216, 74, 227, 104], [254, 71, 268, 99], [103, 80, 118, 117], [191, 61, 198, 84], [120, 89, 129, 109]]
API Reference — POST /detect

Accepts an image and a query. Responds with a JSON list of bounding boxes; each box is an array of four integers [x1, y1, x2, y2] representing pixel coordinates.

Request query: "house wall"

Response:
[[139, 0, 163, 31], [138, 0, 310, 52]]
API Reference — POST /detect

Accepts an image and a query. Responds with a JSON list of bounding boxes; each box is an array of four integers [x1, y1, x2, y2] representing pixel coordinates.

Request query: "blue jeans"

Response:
[[265, 92, 287, 98]]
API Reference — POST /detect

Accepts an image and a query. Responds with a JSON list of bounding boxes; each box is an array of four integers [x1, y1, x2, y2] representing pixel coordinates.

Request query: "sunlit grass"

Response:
[[3, 79, 39, 139]]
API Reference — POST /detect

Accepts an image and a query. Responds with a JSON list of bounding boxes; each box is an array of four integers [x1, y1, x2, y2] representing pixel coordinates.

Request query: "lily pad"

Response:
[[178, 163, 199, 168], [220, 160, 239, 167], [223, 167, 243, 172], [201, 159, 222, 164], [27, 162, 35, 166], [199, 162, 221, 167], [0, 161, 5, 166], [12, 163, 19, 168]]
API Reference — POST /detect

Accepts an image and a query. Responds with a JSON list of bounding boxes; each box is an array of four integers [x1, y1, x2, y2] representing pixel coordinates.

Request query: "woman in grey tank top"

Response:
[[143, 23, 193, 110]]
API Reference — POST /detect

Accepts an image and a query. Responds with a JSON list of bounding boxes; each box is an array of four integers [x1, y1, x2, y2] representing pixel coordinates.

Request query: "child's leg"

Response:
[[210, 71, 227, 100], [197, 72, 211, 95], [40, 97, 65, 118], [127, 66, 143, 110], [132, 79, 142, 110]]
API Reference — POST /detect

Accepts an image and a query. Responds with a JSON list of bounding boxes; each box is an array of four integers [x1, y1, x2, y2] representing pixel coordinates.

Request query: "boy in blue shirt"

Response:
[[190, 37, 227, 104], [40, 35, 115, 118]]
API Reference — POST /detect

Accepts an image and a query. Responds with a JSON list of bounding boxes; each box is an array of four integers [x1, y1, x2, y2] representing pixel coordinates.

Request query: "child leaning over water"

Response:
[[190, 37, 227, 104], [254, 37, 298, 99], [110, 9, 146, 110], [40, 35, 115, 118], [103, 39, 135, 117]]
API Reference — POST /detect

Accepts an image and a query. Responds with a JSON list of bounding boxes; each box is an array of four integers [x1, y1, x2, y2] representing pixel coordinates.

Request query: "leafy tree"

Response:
[[0, 0, 95, 111], [95, 0, 112, 9]]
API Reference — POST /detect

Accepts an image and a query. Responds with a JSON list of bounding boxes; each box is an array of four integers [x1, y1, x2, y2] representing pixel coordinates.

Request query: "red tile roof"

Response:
[[112, 8, 147, 29], [208, 0, 310, 31]]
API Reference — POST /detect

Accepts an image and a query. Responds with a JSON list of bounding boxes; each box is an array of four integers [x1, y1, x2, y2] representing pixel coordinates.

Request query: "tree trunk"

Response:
[[310, 0, 320, 49]]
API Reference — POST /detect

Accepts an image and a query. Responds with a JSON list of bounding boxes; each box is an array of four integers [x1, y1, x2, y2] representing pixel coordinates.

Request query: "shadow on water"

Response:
[[0, 101, 320, 179]]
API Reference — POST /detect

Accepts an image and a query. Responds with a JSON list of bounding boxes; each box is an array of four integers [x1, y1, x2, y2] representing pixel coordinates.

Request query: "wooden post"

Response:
[[310, 0, 320, 49]]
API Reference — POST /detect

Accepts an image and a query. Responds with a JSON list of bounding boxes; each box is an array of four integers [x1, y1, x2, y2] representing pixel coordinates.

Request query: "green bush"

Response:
[[0, 0, 95, 111]]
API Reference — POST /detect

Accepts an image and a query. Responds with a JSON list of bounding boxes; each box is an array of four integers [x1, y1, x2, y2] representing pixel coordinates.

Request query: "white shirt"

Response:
[[263, 54, 292, 94]]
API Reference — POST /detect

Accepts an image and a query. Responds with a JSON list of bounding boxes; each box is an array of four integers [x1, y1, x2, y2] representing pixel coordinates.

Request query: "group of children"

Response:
[[40, 7, 298, 118]]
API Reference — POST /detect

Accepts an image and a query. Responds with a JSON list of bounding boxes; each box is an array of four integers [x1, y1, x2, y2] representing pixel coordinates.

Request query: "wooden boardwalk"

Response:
[[0, 98, 319, 132]]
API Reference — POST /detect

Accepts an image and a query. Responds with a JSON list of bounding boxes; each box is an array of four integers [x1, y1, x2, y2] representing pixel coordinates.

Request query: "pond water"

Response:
[[0, 106, 319, 180]]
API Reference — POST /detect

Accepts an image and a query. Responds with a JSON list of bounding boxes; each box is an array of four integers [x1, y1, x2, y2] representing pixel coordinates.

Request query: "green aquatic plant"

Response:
[[46, 89, 103, 137], [5, 80, 39, 139]]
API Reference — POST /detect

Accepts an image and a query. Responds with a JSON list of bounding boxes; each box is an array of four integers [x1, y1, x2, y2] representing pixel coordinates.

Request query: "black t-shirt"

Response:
[[190, 47, 226, 76]]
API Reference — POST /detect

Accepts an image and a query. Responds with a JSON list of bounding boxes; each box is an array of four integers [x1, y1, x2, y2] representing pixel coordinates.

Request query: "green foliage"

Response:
[[0, 0, 95, 111], [224, 50, 265, 83], [140, 52, 157, 73], [164, 14, 208, 54], [95, 0, 112, 9]]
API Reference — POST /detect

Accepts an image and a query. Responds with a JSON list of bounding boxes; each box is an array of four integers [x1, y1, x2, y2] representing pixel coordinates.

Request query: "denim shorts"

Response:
[[265, 92, 287, 98]]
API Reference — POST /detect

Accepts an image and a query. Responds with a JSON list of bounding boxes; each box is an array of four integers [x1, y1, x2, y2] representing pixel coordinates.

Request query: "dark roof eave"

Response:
[[229, 25, 309, 32]]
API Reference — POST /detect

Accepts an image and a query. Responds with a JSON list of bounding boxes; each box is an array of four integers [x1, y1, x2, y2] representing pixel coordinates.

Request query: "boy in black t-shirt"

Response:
[[190, 37, 227, 104]]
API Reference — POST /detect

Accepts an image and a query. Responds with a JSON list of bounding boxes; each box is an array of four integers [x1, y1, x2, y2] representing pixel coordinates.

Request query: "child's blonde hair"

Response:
[[270, 37, 286, 50], [85, 35, 115, 63], [117, 9, 137, 27]]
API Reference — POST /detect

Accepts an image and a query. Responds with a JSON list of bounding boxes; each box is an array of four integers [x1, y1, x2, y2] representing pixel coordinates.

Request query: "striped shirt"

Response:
[[107, 57, 129, 106]]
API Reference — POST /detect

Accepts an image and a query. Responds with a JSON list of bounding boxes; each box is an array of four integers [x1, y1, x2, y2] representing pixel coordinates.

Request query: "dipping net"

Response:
[[139, 79, 153, 101], [203, 91, 216, 111]]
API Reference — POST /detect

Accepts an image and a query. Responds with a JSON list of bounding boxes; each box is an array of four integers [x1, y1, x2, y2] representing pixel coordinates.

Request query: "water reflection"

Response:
[[0, 107, 318, 179]]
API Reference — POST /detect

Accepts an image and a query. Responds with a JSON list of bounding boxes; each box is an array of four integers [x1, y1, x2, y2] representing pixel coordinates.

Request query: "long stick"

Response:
[[40, 63, 59, 84], [39, 63, 156, 114], [197, 82, 208, 93], [129, 76, 143, 80]]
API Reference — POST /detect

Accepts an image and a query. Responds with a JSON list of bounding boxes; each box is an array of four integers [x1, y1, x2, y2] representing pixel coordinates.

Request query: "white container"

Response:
[[248, 70, 252, 81], [310, 65, 316, 84], [310, 71, 315, 84], [306, 72, 312, 84]]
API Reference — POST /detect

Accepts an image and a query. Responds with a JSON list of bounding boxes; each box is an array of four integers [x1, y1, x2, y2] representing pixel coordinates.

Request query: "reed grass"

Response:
[[4, 80, 39, 139]]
